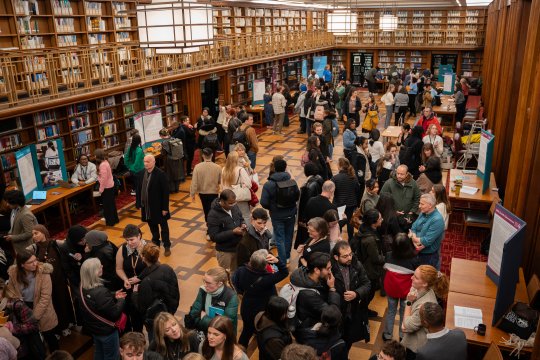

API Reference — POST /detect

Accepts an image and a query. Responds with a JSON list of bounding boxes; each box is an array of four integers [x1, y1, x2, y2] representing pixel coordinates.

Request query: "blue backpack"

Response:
[[331, 117, 339, 137]]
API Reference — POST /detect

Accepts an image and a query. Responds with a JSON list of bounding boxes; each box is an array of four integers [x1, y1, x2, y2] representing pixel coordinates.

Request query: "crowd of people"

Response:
[[0, 64, 471, 360]]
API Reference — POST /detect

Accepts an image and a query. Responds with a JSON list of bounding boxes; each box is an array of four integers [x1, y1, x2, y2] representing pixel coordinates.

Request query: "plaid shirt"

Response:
[[6, 299, 39, 335]]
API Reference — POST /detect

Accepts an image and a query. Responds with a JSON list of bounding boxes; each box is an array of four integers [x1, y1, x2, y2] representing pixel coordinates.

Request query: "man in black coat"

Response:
[[303, 180, 337, 223], [236, 208, 272, 268], [331, 241, 371, 349], [139, 155, 171, 256], [207, 189, 246, 271]]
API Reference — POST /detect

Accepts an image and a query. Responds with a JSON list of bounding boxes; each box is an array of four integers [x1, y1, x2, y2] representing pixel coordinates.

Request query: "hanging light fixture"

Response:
[[136, 0, 214, 54], [379, 13, 398, 31], [328, 9, 358, 35]]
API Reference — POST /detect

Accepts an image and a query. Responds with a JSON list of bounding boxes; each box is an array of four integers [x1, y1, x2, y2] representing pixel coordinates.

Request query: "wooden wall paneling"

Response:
[[179, 77, 202, 124]]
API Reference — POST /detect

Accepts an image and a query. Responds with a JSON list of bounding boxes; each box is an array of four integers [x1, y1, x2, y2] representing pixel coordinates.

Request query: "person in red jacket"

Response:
[[382, 233, 420, 341], [417, 108, 442, 137]]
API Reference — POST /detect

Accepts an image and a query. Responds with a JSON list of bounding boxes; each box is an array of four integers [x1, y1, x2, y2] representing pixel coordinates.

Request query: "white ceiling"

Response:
[[243, 0, 492, 8]]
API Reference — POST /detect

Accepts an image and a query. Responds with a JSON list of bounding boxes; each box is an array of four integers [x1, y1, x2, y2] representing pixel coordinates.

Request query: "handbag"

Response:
[[498, 302, 539, 340], [80, 286, 128, 332], [231, 170, 251, 202], [145, 298, 167, 327], [248, 179, 259, 207]]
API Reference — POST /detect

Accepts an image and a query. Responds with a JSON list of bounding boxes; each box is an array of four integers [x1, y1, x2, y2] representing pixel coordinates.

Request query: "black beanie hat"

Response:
[[66, 225, 88, 245]]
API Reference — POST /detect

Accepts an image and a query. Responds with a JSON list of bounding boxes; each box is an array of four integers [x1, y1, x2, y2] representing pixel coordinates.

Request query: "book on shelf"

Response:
[[144, 87, 160, 97], [68, 103, 89, 116], [98, 96, 116, 109], [70, 114, 90, 131], [165, 93, 177, 104], [57, 35, 77, 47], [125, 116, 134, 129], [26, 73, 49, 90], [55, 18, 75, 33], [0, 134, 22, 152], [59, 53, 79, 68], [100, 109, 115, 123], [85, 2, 102, 16], [0, 153, 17, 169], [3, 168, 20, 186], [23, 56, 46, 73], [73, 130, 93, 146], [102, 136, 119, 149], [37, 124, 59, 140], [100, 123, 117, 136], [145, 98, 160, 110], [52, 0, 73, 16], [20, 36, 44, 49], [112, 2, 127, 15], [124, 104, 135, 116], [34, 112, 56, 125], [88, 33, 107, 45], [74, 145, 90, 158]]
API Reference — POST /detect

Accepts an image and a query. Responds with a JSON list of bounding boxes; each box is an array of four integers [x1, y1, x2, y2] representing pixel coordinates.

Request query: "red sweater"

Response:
[[383, 263, 415, 299]]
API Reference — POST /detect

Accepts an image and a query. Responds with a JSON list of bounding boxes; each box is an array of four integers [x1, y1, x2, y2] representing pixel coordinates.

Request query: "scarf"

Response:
[[141, 170, 152, 219], [203, 285, 225, 314]]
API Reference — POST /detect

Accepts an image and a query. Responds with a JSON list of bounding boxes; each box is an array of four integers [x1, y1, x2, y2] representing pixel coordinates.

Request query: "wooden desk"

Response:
[[376, 79, 389, 94], [247, 106, 264, 127], [449, 258, 529, 302], [381, 126, 402, 143], [62, 183, 96, 228], [448, 169, 498, 206], [446, 292, 532, 353], [30, 188, 68, 229], [433, 96, 457, 128]]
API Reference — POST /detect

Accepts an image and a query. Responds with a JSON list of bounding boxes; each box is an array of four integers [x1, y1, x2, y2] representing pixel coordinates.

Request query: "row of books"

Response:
[[37, 124, 60, 140], [34, 112, 56, 125], [23, 56, 46, 73], [85, 2, 102, 16], [102, 136, 119, 149], [70, 114, 91, 131], [100, 109, 115, 123], [87, 18, 106, 32], [55, 18, 75, 33], [0, 153, 17, 169], [52, 0, 73, 16], [100, 123, 117, 136], [14, 0, 39, 15], [98, 96, 116, 109], [68, 102, 89, 116], [88, 34, 107, 45], [0, 134, 22, 152], [73, 130, 93, 146], [20, 36, 44, 49], [17, 18, 39, 35], [74, 145, 90, 158], [58, 35, 77, 47]]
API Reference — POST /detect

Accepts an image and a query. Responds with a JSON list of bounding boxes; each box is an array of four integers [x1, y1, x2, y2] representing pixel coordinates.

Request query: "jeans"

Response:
[[247, 151, 257, 169], [273, 113, 285, 133], [328, 144, 334, 160], [200, 193, 218, 223], [384, 296, 406, 339], [306, 118, 313, 137], [149, 218, 171, 249], [272, 215, 296, 262], [93, 332, 119, 360], [385, 105, 393, 128], [418, 251, 440, 270]]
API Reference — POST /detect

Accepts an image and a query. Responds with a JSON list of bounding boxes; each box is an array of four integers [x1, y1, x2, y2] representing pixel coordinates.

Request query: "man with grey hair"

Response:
[[410, 193, 445, 269], [303, 180, 338, 222], [380, 164, 421, 227], [232, 249, 288, 347]]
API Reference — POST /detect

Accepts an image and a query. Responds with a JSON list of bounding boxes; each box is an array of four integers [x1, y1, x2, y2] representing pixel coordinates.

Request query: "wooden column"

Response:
[[180, 77, 202, 124]]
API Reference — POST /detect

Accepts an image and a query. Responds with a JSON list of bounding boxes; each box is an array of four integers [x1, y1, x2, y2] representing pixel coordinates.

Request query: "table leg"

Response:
[[61, 199, 69, 229]]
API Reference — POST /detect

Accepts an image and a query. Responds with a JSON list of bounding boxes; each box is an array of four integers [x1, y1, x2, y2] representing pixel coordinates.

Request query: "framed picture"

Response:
[[354, 56, 361, 63]]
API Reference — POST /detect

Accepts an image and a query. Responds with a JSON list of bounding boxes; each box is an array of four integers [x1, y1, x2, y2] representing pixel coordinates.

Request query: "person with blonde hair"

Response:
[[221, 151, 252, 224], [187, 267, 239, 334], [150, 312, 200, 359], [401, 264, 449, 358], [233, 143, 254, 176]]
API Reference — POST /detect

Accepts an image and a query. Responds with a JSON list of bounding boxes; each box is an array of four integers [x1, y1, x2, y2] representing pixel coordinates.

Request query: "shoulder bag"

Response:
[[79, 286, 128, 332], [231, 169, 251, 202]]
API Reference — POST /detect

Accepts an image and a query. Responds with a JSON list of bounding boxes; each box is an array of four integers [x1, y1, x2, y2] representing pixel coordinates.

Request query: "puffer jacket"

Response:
[[380, 172, 421, 215], [132, 263, 180, 316], [261, 171, 300, 220], [332, 171, 361, 208], [207, 198, 245, 253], [6, 263, 58, 332], [255, 312, 292, 360], [188, 286, 238, 333], [298, 175, 324, 223], [351, 225, 385, 281], [80, 285, 125, 336]]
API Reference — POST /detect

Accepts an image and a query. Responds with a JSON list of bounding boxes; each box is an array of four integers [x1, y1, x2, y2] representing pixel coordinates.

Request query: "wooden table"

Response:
[[433, 95, 457, 128], [247, 105, 265, 127], [62, 183, 97, 228], [381, 126, 402, 143], [449, 258, 529, 302], [376, 79, 389, 94], [448, 169, 498, 206]]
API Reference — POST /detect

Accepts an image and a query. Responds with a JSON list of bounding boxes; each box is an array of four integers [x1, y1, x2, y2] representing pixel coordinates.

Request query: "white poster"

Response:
[[252, 79, 265, 105], [487, 206, 522, 276], [443, 74, 453, 93], [134, 109, 163, 145], [16, 147, 38, 197]]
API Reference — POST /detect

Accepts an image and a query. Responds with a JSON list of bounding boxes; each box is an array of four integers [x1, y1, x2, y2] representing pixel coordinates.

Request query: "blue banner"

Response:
[[313, 56, 327, 78]]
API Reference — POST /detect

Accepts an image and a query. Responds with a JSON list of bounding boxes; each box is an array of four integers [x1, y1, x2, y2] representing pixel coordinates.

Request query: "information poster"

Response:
[[302, 59, 308, 79], [442, 73, 455, 95], [35, 138, 68, 188], [15, 147, 39, 199], [477, 130, 495, 193], [313, 56, 327, 78], [134, 109, 163, 148], [252, 79, 265, 106], [438, 64, 454, 82]]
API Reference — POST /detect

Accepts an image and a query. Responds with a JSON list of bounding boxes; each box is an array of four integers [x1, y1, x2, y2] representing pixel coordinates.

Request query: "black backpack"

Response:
[[202, 132, 219, 150], [273, 179, 299, 208], [231, 126, 250, 149]]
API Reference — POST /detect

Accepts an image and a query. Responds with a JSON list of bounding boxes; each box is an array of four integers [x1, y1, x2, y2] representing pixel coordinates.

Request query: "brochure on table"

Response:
[[486, 204, 526, 325], [477, 130, 495, 193], [15, 138, 69, 200], [313, 56, 327, 78], [134, 109, 163, 150], [252, 79, 265, 106]]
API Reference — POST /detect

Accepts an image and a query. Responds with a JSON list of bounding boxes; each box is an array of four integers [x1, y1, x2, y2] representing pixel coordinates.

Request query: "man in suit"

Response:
[[416, 302, 467, 360], [4, 190, 37, 254], [139, 155, 171, 256]]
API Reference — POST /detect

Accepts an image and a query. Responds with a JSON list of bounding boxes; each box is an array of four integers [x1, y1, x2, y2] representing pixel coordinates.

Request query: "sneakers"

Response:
[[130, 190, 136, 196], [164, 248, 171, 257]]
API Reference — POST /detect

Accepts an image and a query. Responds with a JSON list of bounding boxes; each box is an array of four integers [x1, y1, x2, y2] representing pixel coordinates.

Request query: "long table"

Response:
[[433, 95, 457, 128], [448, 169, 498, 207]]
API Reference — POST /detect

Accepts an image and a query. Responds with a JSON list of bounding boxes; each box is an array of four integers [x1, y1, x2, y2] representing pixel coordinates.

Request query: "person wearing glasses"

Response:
[[330, 241, 371, 352], [369, 340, 406, 360]]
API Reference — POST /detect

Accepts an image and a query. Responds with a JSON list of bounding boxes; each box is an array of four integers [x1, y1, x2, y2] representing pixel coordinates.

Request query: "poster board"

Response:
[[438, 64, 454, 82], [134, 109, 163, 149], [34, 138, 68, 189], [252, 79, 265, 106], [486, 205, 526, 324], [313, 56, 327, 77], [15, 147, 39, 200], [302, 59, 308, 80], [442, 73, 455, 95], [477, 130, 495, 193]]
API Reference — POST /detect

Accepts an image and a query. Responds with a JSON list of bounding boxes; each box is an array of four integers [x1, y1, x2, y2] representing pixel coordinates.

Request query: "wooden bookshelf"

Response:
[[331, 50, 345, 81], [377, 50, 428, 75], [460, 51, 483, 78]]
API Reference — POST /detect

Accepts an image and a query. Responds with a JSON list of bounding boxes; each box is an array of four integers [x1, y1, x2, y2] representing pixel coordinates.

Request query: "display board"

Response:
[[35, 138, 68, 188], [302, 59, 308, 79], [134, 109, 162, 149], [252, 79, 265, 106], [15, 147, 39, 200], [477, 130, 495, 193], [438, 64, 455, 82], [313, 56, 327, 78], [442, 73, 456, 95]]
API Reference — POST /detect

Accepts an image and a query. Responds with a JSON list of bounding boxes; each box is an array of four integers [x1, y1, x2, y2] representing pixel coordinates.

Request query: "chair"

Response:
[[463, 195, 500, 236], [482, 342, 504, 360], [527, 274, 540, 310], [456, 120, 484, 169]]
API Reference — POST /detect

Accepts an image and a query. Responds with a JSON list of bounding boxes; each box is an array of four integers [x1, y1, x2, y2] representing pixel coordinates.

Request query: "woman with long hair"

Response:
[[307, 135, 328, 180], [29, 225, 75, 337], [331, 158, 361, 240], [416, 156, 442, 194], [297, 217, 330, 268], [79, 258, 127, 360], [323, 209, 342, 249], [149, 312, 199, 360], [401, 265, 449, 359], [403, 126, 424, 179], [188, 267, 238, 334], [124, 133, 144, 199], [234, 143, 254, 177], [376, 193, 405, 243], [95, 149, 119, 226], [346, 88, 361, 128], [6, 250, 59, 352], [200, 316, 248, 360], [361, 95, 379, 135], [422, 124, 444, 158], [369, 129, 385, 174], [431, 184, 451, 230], [303, 90, 314, 136], [255, 296, 293, 360], [221, 151, 252, 225], [382, 233, 420, 341], [420, 143, 435, 170]]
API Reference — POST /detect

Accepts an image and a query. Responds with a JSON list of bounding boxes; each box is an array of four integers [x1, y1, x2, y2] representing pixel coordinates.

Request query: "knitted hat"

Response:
[[84, 230, 108, 247], [66, 225, 88, 245]]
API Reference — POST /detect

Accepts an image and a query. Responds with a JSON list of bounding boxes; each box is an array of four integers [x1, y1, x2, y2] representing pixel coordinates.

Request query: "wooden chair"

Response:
[[527, 274, 540, 310], [483, 342, 504, 360], [463, 195, 500, 236]]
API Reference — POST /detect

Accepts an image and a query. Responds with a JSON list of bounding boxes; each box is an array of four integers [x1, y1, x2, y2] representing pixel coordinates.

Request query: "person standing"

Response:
[[410, 194, 445, 270], [190, 147, 222, 228], [139, 155, 171, 257], [159, 128, 184, 193], [382, 84, 395, 128], [124, 134, 144, 199], [271, 86, 287, 135], [179, 116, 196, 177], [95, 149, 119, 227], [4, 190, 37, 254], [236, 208, 272, 268], [331, 158, 361, 241], [240, 114, 259, 169], [264, 86, 274, 128], [339, 65, 347, 82], [322, 64, 332, 85]]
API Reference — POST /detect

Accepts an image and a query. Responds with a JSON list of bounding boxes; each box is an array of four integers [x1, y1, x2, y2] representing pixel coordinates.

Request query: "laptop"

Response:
[[27, 190, 47, 205], [58, 180, 76, 189]]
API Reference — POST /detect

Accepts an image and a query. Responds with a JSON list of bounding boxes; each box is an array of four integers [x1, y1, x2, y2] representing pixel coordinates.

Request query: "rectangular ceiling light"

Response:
[[328, 10, 357, 35], [466, 0, 492, 5]]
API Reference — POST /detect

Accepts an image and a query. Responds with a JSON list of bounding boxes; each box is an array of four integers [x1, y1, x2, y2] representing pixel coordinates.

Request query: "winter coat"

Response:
[[351, 225, 385, 281], [6, 263, 58, 332], [236, 225, 272, 268], [139, 167, 170, 223], [308, 148, 328, 180], [207, 198, 245, 253], [58, 237, 86, 288], [404, 136, 423, 178], [296, 328, 348, 360], [80, 285, 125, 336], [8, 207, 37, 253], [303, 195, 337, 224], [298, 175, 324, 224], [255, 312, 292, 360], [332, 171, 361, 208], [188, 286, 238, 333], [350, 149, 371, 185], [342, 129, 357, 151], [261, 171, 300, 220], [380, 172, 421, 215], [411, 210, 446, 255], [132, 263, 180, 316], [87, 240, 121, 291], [289, 268, 341, 329], [402, 289, 438, 352], [331, 256, 371, 343]]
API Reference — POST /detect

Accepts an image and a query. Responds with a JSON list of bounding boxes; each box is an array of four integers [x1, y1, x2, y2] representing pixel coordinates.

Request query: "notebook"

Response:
[[208, 306, 225, 319], [28, 190, 47, 205]]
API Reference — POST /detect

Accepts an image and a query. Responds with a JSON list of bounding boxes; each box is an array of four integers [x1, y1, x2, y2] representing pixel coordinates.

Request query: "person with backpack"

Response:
[[159, 128, 184, 193], [295, 163, 324, 249], [285, 252, 340, 332], [178, 116, 196, 177], [322, 110, 338, 160], [260, 159, 300, 264], [238, 114, 258, 169], [232, 249, 288, 347], [196, 108, 217, 150], [255, 296, 293, 360]]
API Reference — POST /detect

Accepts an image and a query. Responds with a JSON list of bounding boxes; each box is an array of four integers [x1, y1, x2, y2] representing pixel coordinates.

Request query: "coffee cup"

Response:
[[474, 323, 486, 336], [455, 185, 462, 196]]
